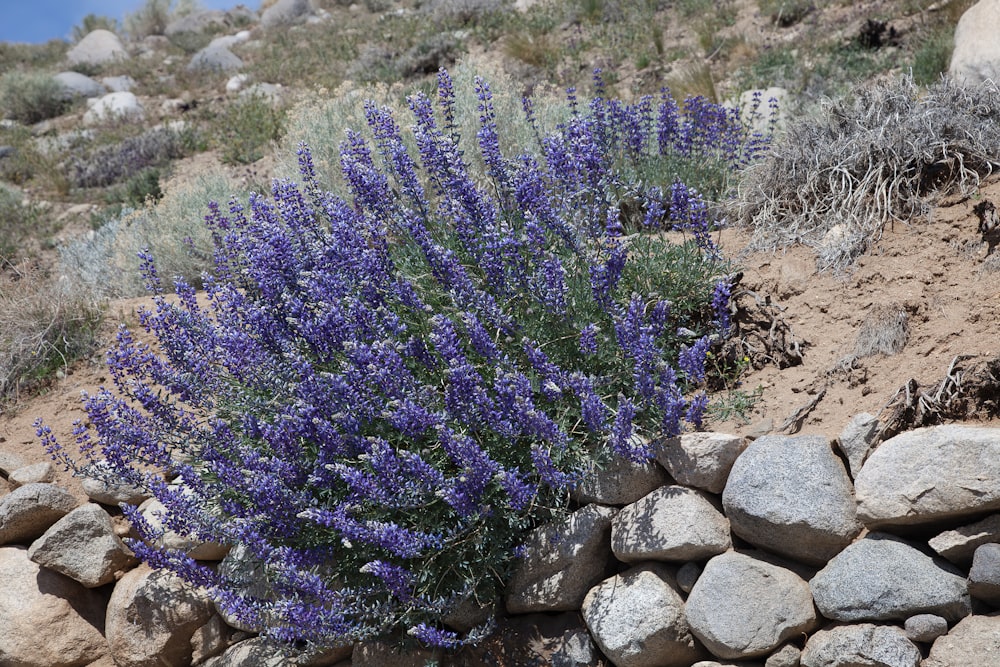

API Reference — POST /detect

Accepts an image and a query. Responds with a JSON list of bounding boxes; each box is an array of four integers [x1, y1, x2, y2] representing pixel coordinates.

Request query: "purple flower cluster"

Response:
[[37, 69, 768, 651]]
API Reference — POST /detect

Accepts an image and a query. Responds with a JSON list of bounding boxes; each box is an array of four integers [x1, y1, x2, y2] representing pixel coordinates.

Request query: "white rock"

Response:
[[612, 485, 731, 562], [506, 504, 617, 613], [0, 482, 78, 545], [855, 425, 1000, 528], [573, 452, 670, 505], [83, 92, 144, 125], [929, 513, 1000, 566], [8, 462, 55, 487], [686, 551, 818, 660], [226, 73, 251, 93], [67, 29, 128, 66], [0, 546, 108, 666], [27, 502, 137, 588], [106, 564, 215, 667], [810, 532, 971, 624], [801, 624, 921, 667], [949, 0, 1000, 86], [722, 434, 861, 565], [655, 432, 746, 494], [139, 497, 230, 561], [924, 614, 1000, 667], [582, 563, 706, 667]]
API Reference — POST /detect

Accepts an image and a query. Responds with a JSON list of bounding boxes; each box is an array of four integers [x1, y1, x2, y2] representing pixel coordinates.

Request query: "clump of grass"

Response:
[[72, 14, 121, 42], [0, 71, 71, 125], [853, 303, 908, 358], [0, 184, 43, 262], [0, 264, 103, 410], [732, 75, 1000, 270], [124, 0, 171, 39], [759, 0, 814, 27], [214, 94, 286, 165], [911, 26, 954, 85], [0, 41, 68, 73]]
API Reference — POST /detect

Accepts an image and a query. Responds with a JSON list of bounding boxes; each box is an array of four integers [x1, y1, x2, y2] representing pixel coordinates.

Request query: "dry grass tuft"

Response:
[[0, 264, 103, 410], [732, 76, 1000, 270], [854, 303, 909, 358]]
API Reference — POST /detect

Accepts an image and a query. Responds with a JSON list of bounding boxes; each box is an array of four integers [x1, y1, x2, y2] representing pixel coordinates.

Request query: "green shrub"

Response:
[[124, 0, 172, 38], [40, 71, 759, 650], [215, 94, 286, 165], [0, 71, 71, 125], [911, 27, 954, 85], [0, 184, 41, 262]]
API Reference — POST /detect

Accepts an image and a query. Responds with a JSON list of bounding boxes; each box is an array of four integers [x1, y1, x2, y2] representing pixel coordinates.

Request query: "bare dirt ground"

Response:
[[7, 177, 1000, 490], [712, 175, 1000, 443]]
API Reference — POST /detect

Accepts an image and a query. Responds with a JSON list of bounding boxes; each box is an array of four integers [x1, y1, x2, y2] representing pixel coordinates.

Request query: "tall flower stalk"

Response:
[[38, 69, 768, 649]]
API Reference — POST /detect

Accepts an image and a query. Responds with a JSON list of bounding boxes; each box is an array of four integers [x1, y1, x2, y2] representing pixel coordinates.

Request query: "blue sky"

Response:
[[0, 1, 261, 44]]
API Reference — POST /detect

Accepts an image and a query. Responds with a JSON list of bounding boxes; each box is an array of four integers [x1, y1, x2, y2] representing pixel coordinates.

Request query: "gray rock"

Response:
[[466, 613, 603, 667], [67, 29, 128, 66], [581, 563, 706, 667], [810, 533, 971, 623], [202, 636, 351, 666], [209, 31, 251, 50], [573, 453, 670, 505], [929, 513, 1000, 566], [27, 502, 137, 587], [0, 451, 27, 475], [836, 412, 880, 478], [677, 561, 702, 594], [969, 543, 1000, 605], [53, 71, 106, 100], [855, 425, 1000, 528], [191, 614, 237, 665], [505, 504, 617, 613], [0, 482, 78, 545], [656, 432, 746, 494], [612, 485, 731, 562], [188, 44, 244, 72], [924, 613, 1000, 667], [241, 82, 283, 105], [0, 546, 108, 666], [261, 0, 315, 28], [722, 434, 861, 565], [8, 462, 55, 487], [0, 146, 13, 159], [106, 564, 215, 667], [83, 91, 144, 125], [904, 614, 948, 643], [765, 643, 801, 667], [800, 624, 921, 667], [686, 551, 818, 660], [101, 75, 136, 92], [81, 460, 150, 506], [949, 0, 1000, 86], [217, 542, 275, 632]]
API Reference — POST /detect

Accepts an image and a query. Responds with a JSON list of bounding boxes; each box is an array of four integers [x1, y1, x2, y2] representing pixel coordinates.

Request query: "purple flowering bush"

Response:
[[38, 70, 767, 649]]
